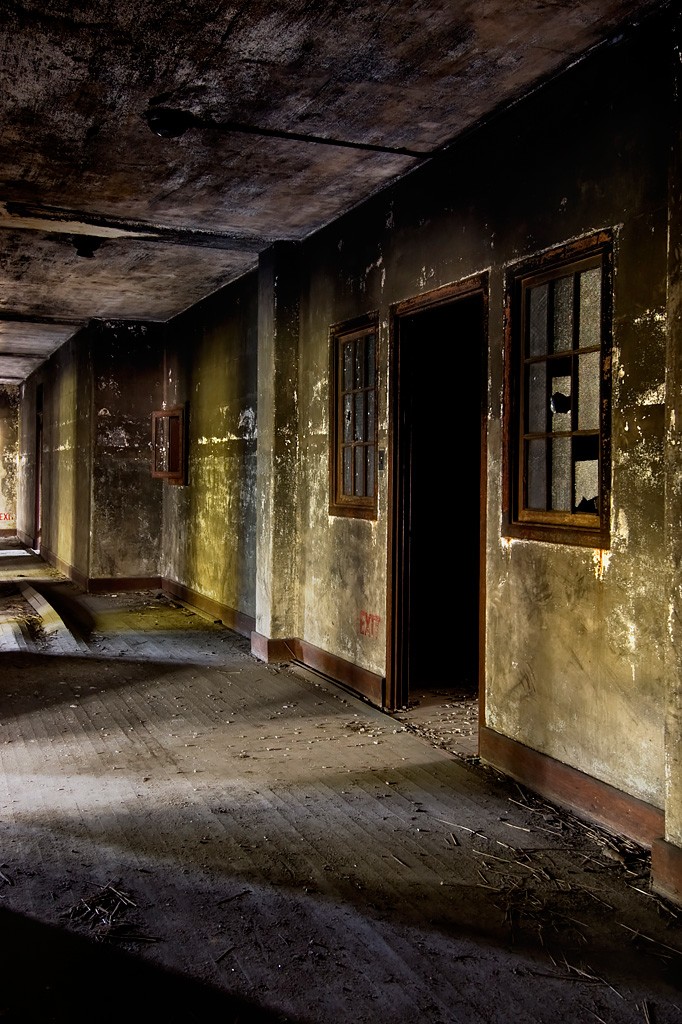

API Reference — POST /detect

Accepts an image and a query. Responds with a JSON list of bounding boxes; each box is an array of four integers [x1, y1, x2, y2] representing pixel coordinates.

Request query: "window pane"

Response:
[[343, 446, 352, 495], [366, 445, 375, 498], [527, 362, 546, 433], [578, 351, 600, 431], [527, 438, 546, 510], [168, 415, 181, 473], [553, 275, 574, 352], [343, 393, 352, 442], [343, 341, 353, 390], [550, 374, 572, 433], [529, 283, 548, 356], [579, 267, 601, 348], [575, 457, 599, 513], [354, 336, 365, 388], [353, 446, 364, 496], [551, 437, 571, 511], [354, 392, 366, 442], [366, 386, 375, 438], [365, 333, 376, 380]]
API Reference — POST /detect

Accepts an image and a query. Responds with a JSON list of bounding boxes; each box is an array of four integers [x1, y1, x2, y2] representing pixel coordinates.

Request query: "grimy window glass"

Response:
[[329, 316, 378, 519], [508, 234, 612, 547]]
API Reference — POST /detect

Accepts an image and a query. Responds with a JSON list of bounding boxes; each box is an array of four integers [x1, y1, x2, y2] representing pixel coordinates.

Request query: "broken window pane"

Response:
[[575, 457, 599, 513]]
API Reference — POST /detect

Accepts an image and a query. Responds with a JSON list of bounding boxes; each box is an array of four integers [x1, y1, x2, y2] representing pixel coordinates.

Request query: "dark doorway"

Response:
[[387, 278, 487, 714]]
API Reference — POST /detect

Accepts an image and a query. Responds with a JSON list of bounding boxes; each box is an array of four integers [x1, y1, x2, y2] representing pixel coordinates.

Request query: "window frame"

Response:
[[151, 405, 187, 485], [328, 313, 379, 520], [504, 232, 613, 548]]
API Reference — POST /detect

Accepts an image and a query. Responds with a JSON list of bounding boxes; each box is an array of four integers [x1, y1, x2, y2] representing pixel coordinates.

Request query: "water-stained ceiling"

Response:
[[0, 0, 664, 382]]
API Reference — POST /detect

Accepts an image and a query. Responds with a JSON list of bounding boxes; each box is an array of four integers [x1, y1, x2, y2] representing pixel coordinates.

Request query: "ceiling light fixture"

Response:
[[142, 106, 432, 159]]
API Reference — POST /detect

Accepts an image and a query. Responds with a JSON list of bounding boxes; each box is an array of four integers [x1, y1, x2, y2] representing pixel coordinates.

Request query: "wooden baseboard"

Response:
[[40, 546, 88, 590], [251, 631, 385, 706], [479, 725, 664, 848], [250, 632, 298, 662], [162, 579, 255, 639], [87, 575, 162, 593], [0, 528, 16, 536], [651, 838, 682, 906], [40, 547, 161, 595]]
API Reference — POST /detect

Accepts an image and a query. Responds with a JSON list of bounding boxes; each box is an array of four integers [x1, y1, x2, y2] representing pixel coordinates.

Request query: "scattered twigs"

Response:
[[216, 888, 251, 906], [215, 944, 236, 963], [619, 923, 682, 958], [435, 819, 488, 841], [561, 955, 623, 999], [579, 887, 613, 910], [639, 1000, 655, 1024], [105, 922, 160, 943], [0, 868, 13, 886], [68, 881, 136, 928]]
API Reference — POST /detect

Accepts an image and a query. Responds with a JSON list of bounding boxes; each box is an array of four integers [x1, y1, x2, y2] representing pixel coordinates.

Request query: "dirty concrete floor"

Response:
[[0, 540, 681, 1023]]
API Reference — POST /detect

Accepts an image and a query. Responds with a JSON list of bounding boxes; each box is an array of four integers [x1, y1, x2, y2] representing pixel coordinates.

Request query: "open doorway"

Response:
[[386, 276, 487, 754]]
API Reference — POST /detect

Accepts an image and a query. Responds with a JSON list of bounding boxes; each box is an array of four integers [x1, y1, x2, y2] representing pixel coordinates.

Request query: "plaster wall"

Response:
[[295, 12, 671, 805], [89, 322, 164, 580], [161, 276, 258, 619], [0, 386, 18, 533], [33, 335, 92, 576], [663, 9, 682, 846], [17, 378, 38, 544]]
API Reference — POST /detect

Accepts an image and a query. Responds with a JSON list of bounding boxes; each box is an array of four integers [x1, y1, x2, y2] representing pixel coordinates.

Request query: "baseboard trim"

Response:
[[38, 547, 162, 595], [16, 530, 33, 547], [479, 725, 664, 848], [0, 528, 16, 536], [651, 838, 682, 906], [250, 632, 298, 662], [40, 546, 89, 590], [162, 579, 255, 639], [87, 575, 162, 593], [251, 631, 385, 706]]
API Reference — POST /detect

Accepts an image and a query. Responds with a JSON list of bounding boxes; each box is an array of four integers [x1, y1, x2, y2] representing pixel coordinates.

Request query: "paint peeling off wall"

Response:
[[161, 273, 259, 622], [89, 322, 163, 579], [0, 385, 19, 531], [486, 544, 666, 805]]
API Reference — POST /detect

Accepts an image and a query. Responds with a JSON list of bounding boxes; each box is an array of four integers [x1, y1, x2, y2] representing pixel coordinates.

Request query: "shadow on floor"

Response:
[[0, 905, 304, 1024]]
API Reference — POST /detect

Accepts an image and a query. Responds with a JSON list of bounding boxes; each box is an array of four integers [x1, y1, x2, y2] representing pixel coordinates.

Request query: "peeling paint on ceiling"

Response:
[[0, 0, 665, 381]]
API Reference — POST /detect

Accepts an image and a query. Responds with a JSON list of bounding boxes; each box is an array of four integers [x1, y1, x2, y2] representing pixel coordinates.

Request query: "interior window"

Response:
[[505, 233, 612, 547], [329, 315, 378, 519]]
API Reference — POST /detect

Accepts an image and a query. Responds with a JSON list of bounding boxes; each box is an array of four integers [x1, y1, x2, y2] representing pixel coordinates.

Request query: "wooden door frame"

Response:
[[385, 273, 489, 712]]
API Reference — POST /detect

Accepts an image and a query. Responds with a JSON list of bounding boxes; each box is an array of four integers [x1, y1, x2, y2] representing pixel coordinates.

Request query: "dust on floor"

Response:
[[0, 554, 680, 1023]]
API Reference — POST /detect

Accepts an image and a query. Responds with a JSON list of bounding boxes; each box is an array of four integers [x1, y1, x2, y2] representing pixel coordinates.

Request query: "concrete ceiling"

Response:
[[0, 0, 664, 383]]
